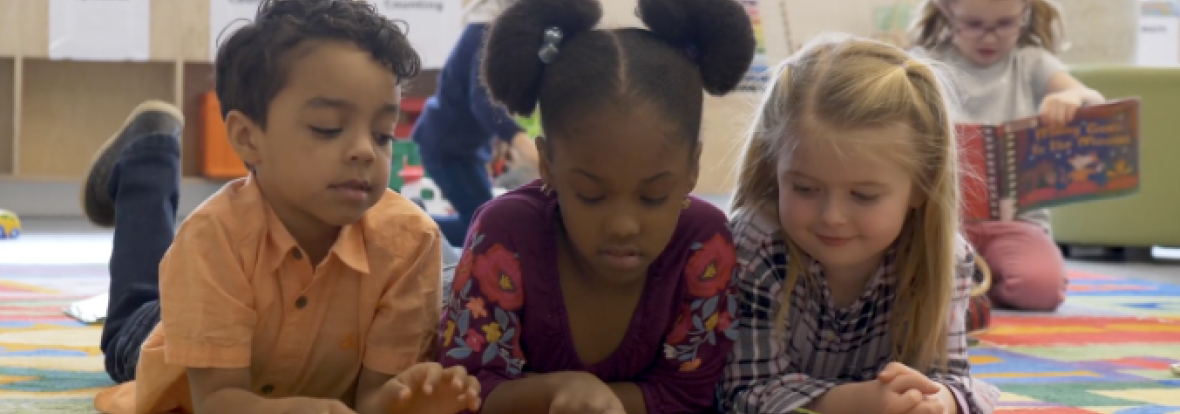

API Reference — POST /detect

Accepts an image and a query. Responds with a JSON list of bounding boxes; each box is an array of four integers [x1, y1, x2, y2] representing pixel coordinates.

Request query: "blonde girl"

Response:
[[910, 0, 1105, 311], [718, 34, 1000, 414]]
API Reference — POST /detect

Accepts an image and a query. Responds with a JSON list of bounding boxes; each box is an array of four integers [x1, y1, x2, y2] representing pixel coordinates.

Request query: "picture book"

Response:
[[957, 98, 1141, 222]]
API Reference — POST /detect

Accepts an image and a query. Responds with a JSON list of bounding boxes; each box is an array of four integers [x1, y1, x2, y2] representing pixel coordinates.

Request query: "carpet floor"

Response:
[[1, 245, 1178, 413], [974, 270, 1180, 414], [0, 263, 110, 414]]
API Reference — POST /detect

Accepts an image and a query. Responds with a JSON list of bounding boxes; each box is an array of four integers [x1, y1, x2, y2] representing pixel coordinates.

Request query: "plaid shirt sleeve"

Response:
[[929, 240, 1002, 414], [719, 211, 841, 414]]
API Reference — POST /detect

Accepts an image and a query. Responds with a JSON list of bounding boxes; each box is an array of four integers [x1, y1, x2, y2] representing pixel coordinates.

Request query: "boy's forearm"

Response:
[[355, 388, 388, 414], [354, 367, 398, 414], [198, 387, 278, 414]]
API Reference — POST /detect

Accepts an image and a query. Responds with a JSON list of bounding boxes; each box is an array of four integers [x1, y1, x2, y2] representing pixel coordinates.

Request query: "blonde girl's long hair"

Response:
[[910, 0, 1068, 54], [731, 33, 962, 371]]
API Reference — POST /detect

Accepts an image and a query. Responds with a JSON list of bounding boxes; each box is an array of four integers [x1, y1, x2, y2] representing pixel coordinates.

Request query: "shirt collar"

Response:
[[248, 178, 370, 275]]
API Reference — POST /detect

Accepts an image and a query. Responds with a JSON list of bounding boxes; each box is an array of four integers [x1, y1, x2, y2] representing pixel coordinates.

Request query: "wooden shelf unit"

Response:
[[19, 59, 177, 178], [1, 57, 13, 175], [0, 57, 197, 180], [0, 0, 209, 181], [0, 0, 440, 183]]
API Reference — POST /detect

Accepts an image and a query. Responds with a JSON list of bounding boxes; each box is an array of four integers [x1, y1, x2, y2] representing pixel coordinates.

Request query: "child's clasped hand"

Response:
[[877, 362, 946, 414], [546, 372, 626, 414], [382, 362, 481, 414]]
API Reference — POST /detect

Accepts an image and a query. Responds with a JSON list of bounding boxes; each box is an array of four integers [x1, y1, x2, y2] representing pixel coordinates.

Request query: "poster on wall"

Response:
[[869, 2, 914, 48], [209, 0, 263, 62], [736, 0, 771, 93], [48, 0, 151, 61], [1137, 0, 1180, 66], [372, 0, 463, 69]]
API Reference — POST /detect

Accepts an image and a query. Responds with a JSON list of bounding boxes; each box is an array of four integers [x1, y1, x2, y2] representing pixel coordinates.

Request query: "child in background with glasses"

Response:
[[909, 0, 1105, 312]]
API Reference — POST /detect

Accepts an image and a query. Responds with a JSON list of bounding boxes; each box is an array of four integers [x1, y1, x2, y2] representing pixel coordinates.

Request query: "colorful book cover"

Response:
[[958, 98, 1141, 222]]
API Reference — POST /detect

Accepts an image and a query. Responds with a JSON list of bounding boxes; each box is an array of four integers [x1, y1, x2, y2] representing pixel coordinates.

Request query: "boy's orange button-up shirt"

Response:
[[93, 177, 442, 414]]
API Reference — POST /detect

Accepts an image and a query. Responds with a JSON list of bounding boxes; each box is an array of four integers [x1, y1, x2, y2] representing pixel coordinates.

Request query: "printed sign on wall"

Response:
[[48, 0, 151, 61], [736, 0, 771, 93], [372, 0, 463, 69], [1138, 0, 1180, 66], [209, 0, 263, 61]]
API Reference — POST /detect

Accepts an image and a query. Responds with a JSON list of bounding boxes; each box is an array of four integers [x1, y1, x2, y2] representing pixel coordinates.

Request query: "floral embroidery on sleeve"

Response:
[[440, 229, 527, 375], [665, 233, 739, 372]]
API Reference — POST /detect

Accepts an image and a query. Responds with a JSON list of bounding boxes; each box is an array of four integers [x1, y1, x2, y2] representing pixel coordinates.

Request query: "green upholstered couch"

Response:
[[1050, 66, 1180, 252]]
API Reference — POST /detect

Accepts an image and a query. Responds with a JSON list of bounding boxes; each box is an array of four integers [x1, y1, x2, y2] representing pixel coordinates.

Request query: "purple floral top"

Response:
[[438, 180, 739, 414]]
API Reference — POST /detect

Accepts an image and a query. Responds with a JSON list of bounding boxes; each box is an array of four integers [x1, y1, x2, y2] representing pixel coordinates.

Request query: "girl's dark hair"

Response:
[[481, 0, 756, 144], [215, 0, 421, 128]]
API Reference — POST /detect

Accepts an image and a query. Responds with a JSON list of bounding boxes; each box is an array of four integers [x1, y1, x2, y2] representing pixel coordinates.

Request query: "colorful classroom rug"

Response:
[[978, 269, 1180, 414], [0, 263, 111, 413], [1, 260, 1179, 413]]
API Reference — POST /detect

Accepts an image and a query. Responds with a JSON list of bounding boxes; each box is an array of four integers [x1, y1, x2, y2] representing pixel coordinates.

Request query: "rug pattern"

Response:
[[0, 264, 110, 413], [1, 265, 1178, 413], [974, 270, 1180, 414]]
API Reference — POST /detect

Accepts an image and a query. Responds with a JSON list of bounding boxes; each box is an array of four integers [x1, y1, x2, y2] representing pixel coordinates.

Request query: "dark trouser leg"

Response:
[[422, 157, 493, 245], [86, 102, 184, 383], [101, 134, 179, 382]]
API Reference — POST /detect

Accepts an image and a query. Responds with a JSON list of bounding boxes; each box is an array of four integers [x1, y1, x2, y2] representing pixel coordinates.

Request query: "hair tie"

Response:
[[538, 27, 563, 64]]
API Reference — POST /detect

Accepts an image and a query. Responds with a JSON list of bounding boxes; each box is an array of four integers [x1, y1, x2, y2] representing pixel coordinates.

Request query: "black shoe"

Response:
[[81, 101, 184, 228]]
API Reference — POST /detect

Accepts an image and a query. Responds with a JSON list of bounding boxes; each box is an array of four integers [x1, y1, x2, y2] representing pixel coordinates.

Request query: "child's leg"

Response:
[[421, 157, 494, 245], [83, 101, 184, 383], [964, 221, 1068, 311]]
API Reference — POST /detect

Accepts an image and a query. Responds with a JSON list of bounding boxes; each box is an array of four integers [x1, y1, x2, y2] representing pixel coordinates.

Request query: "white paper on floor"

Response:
[[0, 234, 113, 265]]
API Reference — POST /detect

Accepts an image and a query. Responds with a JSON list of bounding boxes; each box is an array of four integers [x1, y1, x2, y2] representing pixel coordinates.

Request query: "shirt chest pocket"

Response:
[[307, 279, 365, 369]]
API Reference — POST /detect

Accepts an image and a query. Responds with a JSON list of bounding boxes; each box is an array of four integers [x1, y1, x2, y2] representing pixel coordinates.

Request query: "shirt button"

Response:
[[295, 296, 308, 309], [292, 250, 303, 260], [261, 384, 274, 394]]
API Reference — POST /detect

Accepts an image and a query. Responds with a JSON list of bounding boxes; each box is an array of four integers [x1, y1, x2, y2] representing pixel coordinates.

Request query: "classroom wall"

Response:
[[0, 0, 1148, 218]]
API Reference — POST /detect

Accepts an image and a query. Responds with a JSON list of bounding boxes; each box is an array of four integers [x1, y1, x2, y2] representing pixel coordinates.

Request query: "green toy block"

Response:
[[389, 139, 423, 191], [515, 111, 541, 138]]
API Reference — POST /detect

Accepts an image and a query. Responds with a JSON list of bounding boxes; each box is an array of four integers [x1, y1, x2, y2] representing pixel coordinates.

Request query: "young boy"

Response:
[[87, 1, 479, 413]]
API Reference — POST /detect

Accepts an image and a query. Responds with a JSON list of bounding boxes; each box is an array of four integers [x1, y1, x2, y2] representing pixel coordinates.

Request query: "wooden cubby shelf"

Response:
[[0, 0, 214, 182], [20, 59, 177, 178], [1, 57, 14, 175], [0, 0, 438, 184]]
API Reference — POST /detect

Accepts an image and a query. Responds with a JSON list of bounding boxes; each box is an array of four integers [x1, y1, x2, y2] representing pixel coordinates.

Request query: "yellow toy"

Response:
[[0, 209, 20, 239]]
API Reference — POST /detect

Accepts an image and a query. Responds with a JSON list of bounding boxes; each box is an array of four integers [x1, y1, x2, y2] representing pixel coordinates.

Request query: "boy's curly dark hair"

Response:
[[481, 0, 756, 146], [214, 0, 421, 128]]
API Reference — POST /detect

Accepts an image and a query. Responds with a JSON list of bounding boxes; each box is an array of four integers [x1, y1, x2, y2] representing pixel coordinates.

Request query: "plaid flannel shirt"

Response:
[[718, 208, 1001, 414]]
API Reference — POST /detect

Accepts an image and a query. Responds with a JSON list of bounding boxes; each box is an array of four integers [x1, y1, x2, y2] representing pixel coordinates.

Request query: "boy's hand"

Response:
[[1039, 91, 1083, 128], [878, 362, 944, 414], [273, 397, 357, 414], [382, 362, 480, 414]]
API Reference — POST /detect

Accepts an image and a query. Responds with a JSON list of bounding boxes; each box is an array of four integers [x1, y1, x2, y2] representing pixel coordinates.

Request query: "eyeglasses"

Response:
[[947, 11, 1027, 39]]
